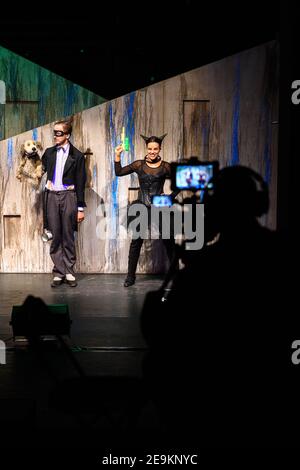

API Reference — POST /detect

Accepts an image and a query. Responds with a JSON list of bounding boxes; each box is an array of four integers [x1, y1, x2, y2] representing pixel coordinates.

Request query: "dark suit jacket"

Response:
[[42, 143, 86, 207]]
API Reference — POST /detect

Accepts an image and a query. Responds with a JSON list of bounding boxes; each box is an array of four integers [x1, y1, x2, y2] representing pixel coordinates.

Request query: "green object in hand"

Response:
[[124, 137, 129, 151]]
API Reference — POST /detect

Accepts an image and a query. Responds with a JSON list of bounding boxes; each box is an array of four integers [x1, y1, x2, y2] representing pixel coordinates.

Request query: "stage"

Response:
[[0, 273, 162, 346], [0, 274, 165, 451]]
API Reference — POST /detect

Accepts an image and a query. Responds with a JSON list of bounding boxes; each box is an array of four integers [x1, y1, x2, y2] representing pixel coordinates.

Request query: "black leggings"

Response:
[[127, 237, 176, 279]]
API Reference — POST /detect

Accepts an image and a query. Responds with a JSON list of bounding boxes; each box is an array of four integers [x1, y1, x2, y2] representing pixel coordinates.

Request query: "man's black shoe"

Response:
[[65, 279, 77, 287], [64, 274, 77, 287], [124, 277, 135, 287], [51, 277, 64, 287]]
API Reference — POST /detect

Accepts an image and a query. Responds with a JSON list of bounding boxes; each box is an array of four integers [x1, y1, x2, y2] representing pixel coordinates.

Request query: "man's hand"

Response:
[[77, 211, 85, 223]]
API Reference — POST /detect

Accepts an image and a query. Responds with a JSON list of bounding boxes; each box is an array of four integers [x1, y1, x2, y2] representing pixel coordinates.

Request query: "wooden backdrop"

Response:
[[0, 41, 279, 273], [0, 45, 105, 140]]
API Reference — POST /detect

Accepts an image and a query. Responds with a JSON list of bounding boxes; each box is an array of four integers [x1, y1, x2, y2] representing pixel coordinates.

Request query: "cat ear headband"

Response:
[[140, 133, 167, 145]]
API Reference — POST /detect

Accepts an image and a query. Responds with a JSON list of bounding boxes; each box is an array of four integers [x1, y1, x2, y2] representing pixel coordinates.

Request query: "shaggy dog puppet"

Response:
[[16, 140, 43, 188]]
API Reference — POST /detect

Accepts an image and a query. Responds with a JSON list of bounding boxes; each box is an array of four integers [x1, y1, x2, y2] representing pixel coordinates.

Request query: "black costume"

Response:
[[115, 159, 176, 282]]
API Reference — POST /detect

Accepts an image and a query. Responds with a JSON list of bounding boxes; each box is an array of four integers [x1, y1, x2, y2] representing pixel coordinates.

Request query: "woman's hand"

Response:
[[115, 145, 124, 156]]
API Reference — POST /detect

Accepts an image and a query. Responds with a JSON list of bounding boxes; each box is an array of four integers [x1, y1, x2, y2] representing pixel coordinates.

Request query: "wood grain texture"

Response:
[[0, 42, 279, 273], [0, 46, 105, 140]]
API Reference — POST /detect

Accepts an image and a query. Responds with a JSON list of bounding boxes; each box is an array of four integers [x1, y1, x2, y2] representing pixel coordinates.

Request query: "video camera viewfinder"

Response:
[[151, 194, 173, 207], [171, 158, 218, 191]]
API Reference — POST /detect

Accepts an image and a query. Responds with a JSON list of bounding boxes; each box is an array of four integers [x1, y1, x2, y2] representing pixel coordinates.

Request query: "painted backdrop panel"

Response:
[[0, 42, 279, 272]]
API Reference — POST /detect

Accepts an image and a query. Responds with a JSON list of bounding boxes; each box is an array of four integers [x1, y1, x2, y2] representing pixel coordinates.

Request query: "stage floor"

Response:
[[0, 273, 165, 450], [0, 273, 163, 347]]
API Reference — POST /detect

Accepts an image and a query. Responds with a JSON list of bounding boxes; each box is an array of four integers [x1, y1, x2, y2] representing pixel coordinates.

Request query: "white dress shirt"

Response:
[[46, 142, 83, 210], [52, 142, 70, 190]]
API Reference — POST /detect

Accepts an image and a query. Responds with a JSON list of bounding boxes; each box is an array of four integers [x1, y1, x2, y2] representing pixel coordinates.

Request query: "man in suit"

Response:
[[42, 119, 86, 287]]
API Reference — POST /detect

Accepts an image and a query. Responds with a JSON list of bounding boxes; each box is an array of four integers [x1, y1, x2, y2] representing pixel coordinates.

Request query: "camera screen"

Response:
[[151, 195, 173, 207], [175, 164, 215, 190]]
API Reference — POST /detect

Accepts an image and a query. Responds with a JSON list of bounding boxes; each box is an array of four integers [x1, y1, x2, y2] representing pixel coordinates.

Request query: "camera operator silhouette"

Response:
[[141, 164, 297, 447]]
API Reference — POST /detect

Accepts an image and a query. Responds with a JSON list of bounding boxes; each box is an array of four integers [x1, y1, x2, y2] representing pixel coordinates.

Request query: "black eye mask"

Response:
[[53, 130, 67, 137]]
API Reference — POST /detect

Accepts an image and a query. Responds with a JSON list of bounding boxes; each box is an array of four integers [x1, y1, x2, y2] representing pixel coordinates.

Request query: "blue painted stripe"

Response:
[[124, 92, 136, 185], [32, 128, 38, 141], [125, 91, 136, 156], [93, 165, 97, 182], [231, 58, 240, 165], [109, 102, 118, 243], [108, 92, 137, 262], [7, 138, 13, 169]]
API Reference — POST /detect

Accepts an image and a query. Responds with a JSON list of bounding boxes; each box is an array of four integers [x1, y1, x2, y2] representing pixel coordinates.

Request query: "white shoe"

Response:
[[53, 276, 63, 281], [66, 274, 76, 281]]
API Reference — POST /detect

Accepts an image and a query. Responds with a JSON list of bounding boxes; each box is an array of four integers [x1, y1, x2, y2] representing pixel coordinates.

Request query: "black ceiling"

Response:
[[0, 1, 282, 100]]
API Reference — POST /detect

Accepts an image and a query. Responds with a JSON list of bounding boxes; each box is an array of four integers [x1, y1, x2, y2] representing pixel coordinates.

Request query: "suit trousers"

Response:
[[46, 190, 78, 277]]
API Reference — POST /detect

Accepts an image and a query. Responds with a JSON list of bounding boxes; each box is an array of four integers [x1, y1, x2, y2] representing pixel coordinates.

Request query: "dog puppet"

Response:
[[16, 140, 43, 188]]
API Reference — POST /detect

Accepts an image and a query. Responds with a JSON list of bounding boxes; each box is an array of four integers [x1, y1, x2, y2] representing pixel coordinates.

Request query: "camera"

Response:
[[151, 194, 173, 207], [170, 158, 218, 192]]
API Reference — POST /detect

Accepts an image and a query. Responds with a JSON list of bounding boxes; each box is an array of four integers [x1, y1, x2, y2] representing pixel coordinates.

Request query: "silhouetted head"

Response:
[[208, 165, 269, 232], [19, 295, 50, 345]]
